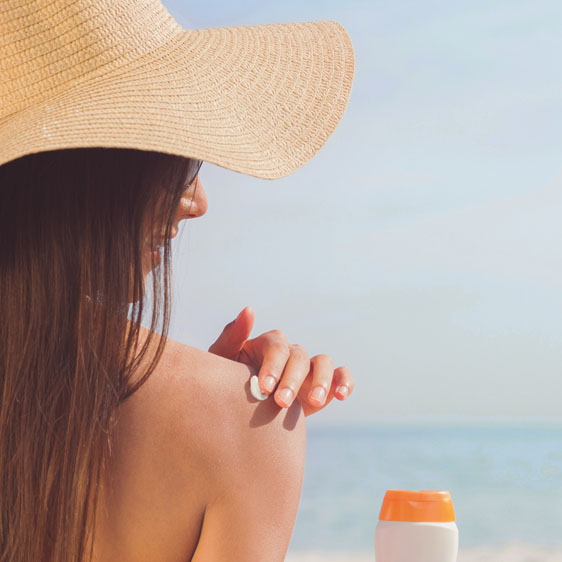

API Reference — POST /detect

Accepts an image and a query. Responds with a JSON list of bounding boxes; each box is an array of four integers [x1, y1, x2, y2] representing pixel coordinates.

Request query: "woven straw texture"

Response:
[[0, 0, 354, 179]]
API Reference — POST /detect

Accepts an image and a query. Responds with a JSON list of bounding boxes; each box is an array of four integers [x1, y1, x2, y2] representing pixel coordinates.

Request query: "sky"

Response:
[[159, 0, 562, 425]]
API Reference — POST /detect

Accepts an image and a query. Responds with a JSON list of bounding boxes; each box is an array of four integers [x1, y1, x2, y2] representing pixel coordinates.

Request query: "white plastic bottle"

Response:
[[375, 490, 458, 562]]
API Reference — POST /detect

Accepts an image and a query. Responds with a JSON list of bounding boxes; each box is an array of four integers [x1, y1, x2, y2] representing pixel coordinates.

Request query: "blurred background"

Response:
[[161, 1, 562, 559]]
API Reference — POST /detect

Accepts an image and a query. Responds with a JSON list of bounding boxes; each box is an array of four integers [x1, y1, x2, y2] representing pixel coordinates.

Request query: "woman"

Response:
[[0, 1, 355, 561]]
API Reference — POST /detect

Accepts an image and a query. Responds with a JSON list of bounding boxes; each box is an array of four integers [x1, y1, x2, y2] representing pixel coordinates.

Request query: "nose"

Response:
[[177, 176, 208, 220]]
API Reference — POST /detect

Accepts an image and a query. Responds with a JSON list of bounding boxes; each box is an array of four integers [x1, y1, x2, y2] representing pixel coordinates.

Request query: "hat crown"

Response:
[[1, 0, 182, 121]]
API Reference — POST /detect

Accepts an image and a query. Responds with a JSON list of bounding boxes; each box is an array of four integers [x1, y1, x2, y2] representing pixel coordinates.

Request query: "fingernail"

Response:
[[263, 375, 277, 393], [277, 388, 294, 407], [310, 386, 326, 404], [336, 385, 349, 398]]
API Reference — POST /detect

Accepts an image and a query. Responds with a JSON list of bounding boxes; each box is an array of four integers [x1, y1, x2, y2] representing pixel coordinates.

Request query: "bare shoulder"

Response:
[[132, 336, 305, 473], [97, 333, 305, 562]]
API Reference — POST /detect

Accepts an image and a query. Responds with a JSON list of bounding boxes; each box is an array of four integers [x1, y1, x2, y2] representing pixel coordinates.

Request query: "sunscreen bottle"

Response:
[[375, 490, 458, 562]]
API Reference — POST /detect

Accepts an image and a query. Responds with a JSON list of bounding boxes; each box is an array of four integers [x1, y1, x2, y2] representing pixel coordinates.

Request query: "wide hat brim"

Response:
[[0, 20, 354, 179]]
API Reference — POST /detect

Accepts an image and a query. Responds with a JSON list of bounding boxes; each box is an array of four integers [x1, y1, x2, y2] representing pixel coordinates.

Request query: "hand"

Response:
[[208, 306, 354, 416]]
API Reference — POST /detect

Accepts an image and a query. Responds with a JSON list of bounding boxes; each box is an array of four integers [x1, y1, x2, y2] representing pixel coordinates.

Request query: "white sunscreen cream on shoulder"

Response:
[[250, 375, 269, 400]]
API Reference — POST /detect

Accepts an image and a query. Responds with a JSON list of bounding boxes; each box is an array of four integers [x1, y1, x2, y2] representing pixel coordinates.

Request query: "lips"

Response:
[[144, 226, 178, 247]]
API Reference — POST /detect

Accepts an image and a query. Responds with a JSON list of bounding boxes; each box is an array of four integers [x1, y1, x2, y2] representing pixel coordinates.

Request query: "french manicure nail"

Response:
[[263, 375, 276, 393], [310, 386, 326, 404], [336, 385, 349, 398], [277, 388, 294, 407]]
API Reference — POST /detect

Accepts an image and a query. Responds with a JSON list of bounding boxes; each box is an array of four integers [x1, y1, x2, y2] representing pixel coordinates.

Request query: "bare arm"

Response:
[[191, 385, 305, 562]]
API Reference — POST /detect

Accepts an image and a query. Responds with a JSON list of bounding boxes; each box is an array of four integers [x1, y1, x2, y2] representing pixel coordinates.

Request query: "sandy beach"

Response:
[[286, 544, 562, 562]]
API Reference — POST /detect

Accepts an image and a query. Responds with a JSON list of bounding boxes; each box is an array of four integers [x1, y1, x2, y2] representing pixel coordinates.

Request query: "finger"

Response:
[[208, 306, 255, 358], [332, 366, 354, 400], [233, 306, 255, 341], [256, 330, 290, 394], [274, 344, 310, 408], [305, 354, 335, 408]]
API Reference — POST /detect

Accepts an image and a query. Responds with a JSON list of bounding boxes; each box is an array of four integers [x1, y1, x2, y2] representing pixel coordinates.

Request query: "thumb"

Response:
[[208, 306, 255, 359]]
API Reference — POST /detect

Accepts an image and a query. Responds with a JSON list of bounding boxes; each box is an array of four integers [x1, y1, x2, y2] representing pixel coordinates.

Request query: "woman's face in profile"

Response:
[[142, 175, 208, 278]]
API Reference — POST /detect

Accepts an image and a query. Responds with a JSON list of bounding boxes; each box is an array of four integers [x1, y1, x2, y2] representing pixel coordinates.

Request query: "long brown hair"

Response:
[[0, 148, 198, 562]]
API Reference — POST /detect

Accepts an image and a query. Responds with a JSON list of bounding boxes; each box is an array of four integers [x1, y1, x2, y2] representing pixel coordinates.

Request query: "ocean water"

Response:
[[286, 425, 562, 561]]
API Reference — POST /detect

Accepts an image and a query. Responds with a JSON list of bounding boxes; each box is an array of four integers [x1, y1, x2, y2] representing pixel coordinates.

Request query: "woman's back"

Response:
[[94, 331, 306, 562]]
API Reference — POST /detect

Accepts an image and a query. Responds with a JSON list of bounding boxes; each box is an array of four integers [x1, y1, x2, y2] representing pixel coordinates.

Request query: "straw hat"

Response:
[[0, 0, 354, 179]]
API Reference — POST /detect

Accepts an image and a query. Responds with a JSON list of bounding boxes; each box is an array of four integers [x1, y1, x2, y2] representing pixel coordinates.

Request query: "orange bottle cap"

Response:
[[379, 490, 456, 523]]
